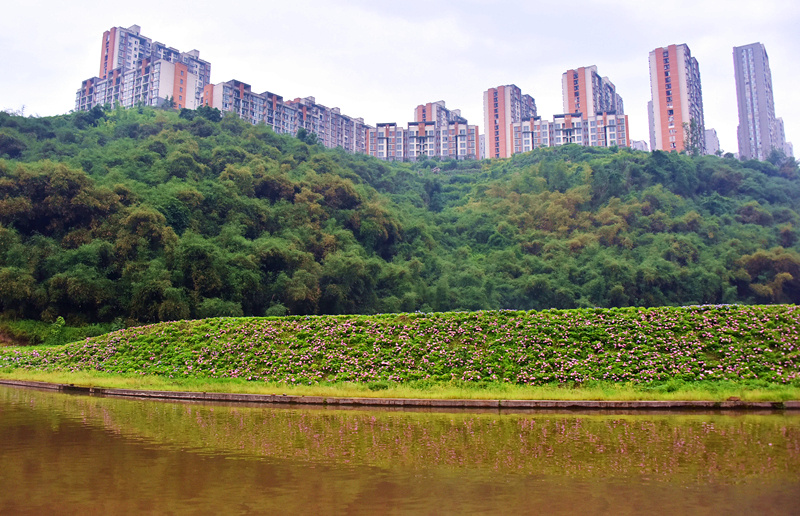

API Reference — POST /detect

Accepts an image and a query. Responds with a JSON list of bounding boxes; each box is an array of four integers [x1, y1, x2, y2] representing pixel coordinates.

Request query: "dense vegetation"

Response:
[[2, 305, 798, 386], [1, 105, 799, 324]]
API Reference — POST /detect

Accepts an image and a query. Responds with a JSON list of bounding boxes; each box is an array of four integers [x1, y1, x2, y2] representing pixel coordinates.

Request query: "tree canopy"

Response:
[[1, 106, 799, 324]]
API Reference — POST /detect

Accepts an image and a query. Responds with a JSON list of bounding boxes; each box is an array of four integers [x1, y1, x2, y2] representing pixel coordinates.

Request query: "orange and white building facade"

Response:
[[648, 44, 705, 152], [406, 121, 436, 160], [289, 97, 369, 154], [77, 25, 210, 112], [588, 112, 630, 148], [484, 85, 537, 158], [367, 123, 408, 161], [203, 80, 266, 125], [367, 101, 478, 161], [510, 117, 553, 153], [438, 121, 479, 160], [415, 101, 478, 160], [511, 111, 629, 154], [562, 66, 623, 119], [505, 66, 628, 155], [203, 81, 369, 154]]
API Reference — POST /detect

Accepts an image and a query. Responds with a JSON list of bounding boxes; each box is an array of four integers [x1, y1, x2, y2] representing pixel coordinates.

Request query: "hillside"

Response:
[[1, 105, 800, 324], [1, 305, 798, 386]]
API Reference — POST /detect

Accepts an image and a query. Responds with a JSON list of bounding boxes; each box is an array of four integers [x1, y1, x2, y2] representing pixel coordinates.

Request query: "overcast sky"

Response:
[[2, 0, 798, 155]]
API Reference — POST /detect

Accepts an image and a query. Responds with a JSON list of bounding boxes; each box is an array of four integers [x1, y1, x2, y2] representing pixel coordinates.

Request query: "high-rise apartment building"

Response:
[[366, 101, 478, 161], [406, 121, 437, 161], [366, 123, 408, 161], [510, 112, 629, 154], [483, 85, 537, 158], [704, 128, 721, 155], [562, 66, 623, 118], [76, 25, 210, 112], [509, 117, 552, 153], [776, 118, 794, 157], [414, 101, 460, 126], [412, 101, 478, 160], [648, 44, 705, 153], [289, 96, 368, 154], [733, 42, 786, 161], [75, 25, 490, 161], [203, 80, 266, 125], [203, 80, 370, 154]]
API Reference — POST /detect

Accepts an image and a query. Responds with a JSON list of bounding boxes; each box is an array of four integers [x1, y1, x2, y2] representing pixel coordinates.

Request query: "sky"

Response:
[[2, 0, 799, 155]]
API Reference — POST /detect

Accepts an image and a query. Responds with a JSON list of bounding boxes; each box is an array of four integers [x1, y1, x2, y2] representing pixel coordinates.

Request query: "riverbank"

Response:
[[2, 377, 799, 411], [2, 369, 799, 404]]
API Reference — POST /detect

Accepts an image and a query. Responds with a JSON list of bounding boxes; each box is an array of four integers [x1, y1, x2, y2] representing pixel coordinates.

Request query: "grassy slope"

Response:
[[1, 305, 799, 400]]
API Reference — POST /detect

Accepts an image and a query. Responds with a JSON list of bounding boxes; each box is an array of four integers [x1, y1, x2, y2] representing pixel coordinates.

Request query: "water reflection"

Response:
[[1, 385, 798, 515]]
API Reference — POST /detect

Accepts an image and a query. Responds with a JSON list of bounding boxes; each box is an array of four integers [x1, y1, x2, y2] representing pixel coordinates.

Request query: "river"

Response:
[[1, 385, 798, 515]]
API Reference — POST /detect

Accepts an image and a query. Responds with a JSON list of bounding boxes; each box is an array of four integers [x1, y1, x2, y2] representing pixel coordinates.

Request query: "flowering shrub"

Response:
[[2, 305, 798, 386]]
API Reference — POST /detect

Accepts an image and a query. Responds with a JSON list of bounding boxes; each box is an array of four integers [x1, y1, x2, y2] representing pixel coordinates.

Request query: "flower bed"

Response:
[[2, 305, 798, 386]]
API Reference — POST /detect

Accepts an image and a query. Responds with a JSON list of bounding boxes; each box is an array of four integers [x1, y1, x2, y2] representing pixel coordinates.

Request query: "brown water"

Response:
[[1, 385, 799, 515]]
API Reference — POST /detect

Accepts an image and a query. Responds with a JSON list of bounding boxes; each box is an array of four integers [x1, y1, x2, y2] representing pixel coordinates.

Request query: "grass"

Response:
[[4, 306, 800, 387], [2, 305, 799, 402], [2, 369, 798, 402]]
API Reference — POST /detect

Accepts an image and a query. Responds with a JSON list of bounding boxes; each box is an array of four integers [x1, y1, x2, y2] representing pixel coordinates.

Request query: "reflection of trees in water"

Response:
[[3, 386, 799, 482]]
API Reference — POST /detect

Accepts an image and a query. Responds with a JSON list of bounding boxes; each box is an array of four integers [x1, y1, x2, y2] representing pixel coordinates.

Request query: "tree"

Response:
[[48, 316, 66, 345], [767, 148, 787, 166], [0, 131, 27, 158], [196, 105, 222, 122], [766, 148, 799, 178], [740, 248, 800, 303], [3, 106, 800, 322], [178, 108, 196, 121], [296, 127, 318, 145], [682, 119, 704, 156]]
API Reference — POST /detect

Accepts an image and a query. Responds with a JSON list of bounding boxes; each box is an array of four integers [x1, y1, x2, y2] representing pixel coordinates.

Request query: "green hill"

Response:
[[1, 105, 799, 324]]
